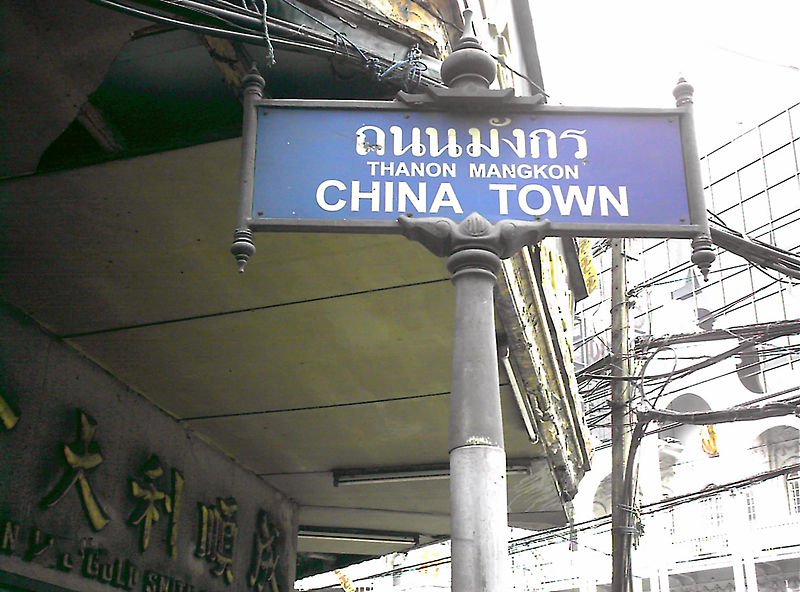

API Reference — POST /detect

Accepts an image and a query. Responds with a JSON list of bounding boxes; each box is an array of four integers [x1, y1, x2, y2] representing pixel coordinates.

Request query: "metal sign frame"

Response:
[[236, 97, 709, 240]]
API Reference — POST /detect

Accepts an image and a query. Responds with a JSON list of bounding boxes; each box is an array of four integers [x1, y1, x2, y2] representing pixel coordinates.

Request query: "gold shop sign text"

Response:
[[1, 404, 283, 592]]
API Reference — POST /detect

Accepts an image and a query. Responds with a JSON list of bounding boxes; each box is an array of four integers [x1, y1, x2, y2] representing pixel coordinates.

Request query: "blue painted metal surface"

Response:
[[251, 103, 693, 232]]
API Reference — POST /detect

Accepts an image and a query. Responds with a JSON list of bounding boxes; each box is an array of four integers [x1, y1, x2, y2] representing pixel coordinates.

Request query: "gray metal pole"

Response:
[[447, 248, 509, 592], [394, 11, 547, 591], [610, 238, 632, 592], [398, 214, 549, 592]]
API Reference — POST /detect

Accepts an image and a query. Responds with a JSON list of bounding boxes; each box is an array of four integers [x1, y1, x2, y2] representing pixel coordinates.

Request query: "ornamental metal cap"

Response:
[[439, 9, 497, 90], [691, 234, 715, 281], [231, 228, 256, 273], [452, 8, 482, 50], [673, 77, 694, 106], [243, 66, 265, 89]]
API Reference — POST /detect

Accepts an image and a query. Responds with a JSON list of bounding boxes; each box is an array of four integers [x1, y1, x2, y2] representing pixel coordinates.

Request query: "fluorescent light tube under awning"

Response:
[[333, 462, 532, 486]]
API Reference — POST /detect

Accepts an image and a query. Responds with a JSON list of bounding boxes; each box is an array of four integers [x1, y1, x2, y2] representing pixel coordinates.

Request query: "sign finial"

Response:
[[673, 77, 694, 107], [439, 10, 497, 90]]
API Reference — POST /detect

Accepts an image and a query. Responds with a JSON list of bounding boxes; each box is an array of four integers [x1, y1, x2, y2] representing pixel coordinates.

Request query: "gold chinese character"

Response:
[[40, 410, 110, 531], [248, 510, 281, 592], [701, 424, 719, 457], [0, 392, 20, 431], [196, 497, 238, 585], [1, 520, 20, 555], [127, 455, 185, 557]]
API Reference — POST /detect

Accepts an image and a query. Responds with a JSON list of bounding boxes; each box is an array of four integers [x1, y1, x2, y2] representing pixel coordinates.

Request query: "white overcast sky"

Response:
[[531, 0, 800, 152]]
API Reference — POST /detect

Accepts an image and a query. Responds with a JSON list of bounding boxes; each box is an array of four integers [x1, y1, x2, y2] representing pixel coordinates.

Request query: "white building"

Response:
[[514, 102, 800, 591]]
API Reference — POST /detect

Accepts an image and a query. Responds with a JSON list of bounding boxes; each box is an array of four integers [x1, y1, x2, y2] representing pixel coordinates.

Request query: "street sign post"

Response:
[[248, 103, 701, 238], [231, 11, 715, 592]]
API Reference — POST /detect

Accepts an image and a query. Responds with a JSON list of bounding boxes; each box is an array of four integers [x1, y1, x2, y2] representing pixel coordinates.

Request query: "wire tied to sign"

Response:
[[618, 502, 643, 546], [377, 44, 427, 91], [257, 0, 276, 66], [278, 0, 377, 70]]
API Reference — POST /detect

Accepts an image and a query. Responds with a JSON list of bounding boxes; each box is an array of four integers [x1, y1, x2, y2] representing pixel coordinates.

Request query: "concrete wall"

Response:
[[0, 304, 298, 592]]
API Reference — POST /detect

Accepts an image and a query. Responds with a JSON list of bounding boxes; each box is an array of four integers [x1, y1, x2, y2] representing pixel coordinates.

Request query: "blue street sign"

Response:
[[249, 101, 700, 237]]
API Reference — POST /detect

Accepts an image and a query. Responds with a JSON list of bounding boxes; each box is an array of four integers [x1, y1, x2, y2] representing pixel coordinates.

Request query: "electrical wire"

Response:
[[710, 220, 800, 280], [617, 403, 800, 590], [85, 0, 440, 89], [585, 350, 800, 431], [644, 435, 800, 475], [592, 383, 800, 450], [578, 321, 800, 432], [257, 0, 277, 65], [638, 348, 799, 404], [573, 215, 800, 588], [487, 54, 549, 98], [578, 319, 800, 383]]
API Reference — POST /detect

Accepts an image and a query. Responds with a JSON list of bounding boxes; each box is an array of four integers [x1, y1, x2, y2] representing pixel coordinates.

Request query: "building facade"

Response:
[[514, 102, 800, 591]]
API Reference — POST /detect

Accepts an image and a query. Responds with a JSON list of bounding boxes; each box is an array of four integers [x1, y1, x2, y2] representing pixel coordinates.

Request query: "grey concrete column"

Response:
[[447, 248, 509, 592]]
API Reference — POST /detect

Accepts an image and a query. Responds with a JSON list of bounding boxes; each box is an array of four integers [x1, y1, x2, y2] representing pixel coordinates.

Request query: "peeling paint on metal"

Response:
[[465, 436, 494, 446]]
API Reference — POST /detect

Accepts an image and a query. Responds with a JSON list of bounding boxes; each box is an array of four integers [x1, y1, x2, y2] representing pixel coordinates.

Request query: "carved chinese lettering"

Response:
[[128, 455, 168, 552], [247, 510, 281, 592], [0, 391, 19, 431], [81, 547, 139, 590], [196, 497, 238, 585], [24, 527, 54, 561], [40, 410, 110, 531], [1, 519, 20, 554], [57, 551, 74, 571], [4, 399, 282, 592], [127, 454, 185, 558], [167, 468, 185, 560]]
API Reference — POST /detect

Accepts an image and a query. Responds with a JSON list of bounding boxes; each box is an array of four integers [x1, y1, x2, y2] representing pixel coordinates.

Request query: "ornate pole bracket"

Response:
[[398, 212, 550, 259]]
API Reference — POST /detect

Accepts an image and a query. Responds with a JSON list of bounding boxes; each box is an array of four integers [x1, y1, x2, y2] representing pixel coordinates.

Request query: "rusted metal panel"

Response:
[[496, 241, 592, 501], [201, 36, 254, 99], [315, 0, 457, 58]]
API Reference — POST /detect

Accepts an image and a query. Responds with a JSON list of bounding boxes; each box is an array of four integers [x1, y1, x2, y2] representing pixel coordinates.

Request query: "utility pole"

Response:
[[610, 238, 632, 592]]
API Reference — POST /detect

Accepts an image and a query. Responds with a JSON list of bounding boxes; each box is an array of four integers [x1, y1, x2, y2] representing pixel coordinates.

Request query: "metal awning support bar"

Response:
[[332, 460, 533, 485]]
